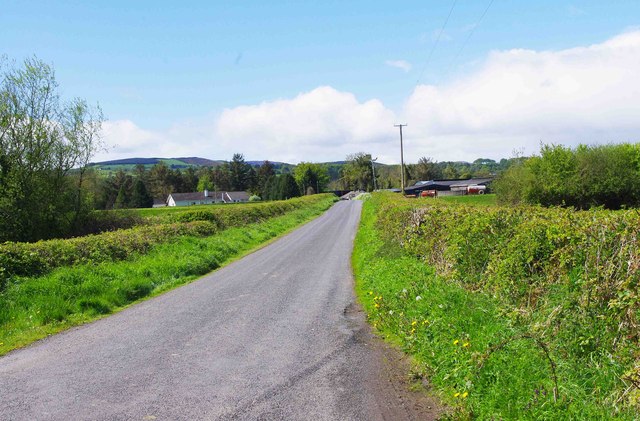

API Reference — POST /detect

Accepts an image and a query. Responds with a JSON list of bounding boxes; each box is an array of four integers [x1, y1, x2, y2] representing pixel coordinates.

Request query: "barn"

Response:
[[403, 178, 493, 196]]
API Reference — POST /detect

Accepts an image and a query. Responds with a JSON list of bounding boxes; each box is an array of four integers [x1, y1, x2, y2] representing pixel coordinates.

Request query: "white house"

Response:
[[166, 190, 250, 207]]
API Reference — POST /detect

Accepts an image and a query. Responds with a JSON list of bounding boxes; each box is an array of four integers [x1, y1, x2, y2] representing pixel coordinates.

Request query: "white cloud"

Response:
[[385, 60, 412, 72], [97, 30, 640, 165], [97, 87, 398, 164], [403, 30, 640, 161], [215, 86, 397, 163]]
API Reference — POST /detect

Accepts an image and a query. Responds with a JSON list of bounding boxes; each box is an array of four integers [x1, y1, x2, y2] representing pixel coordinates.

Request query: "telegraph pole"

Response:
[[371, 156, 378, 191], [394, 124, 407, 195]]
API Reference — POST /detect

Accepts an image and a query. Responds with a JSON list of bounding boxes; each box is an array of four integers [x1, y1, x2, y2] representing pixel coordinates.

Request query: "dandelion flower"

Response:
[[463, 342, 470, 348], [454, 392, 460, 398], [453, 339, 459, 345], [411, 320, 418, 327], [462, 392, 468, 398]]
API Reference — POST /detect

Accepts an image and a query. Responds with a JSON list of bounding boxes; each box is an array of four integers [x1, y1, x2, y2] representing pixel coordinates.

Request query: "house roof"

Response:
[[404, 178, 493, 192], [168, 191, 249, 202], [168, 192, 211, 202], [226, 191, 250, 201]]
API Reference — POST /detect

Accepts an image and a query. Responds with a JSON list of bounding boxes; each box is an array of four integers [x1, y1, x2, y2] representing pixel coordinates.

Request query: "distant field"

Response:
[[438, 193, 497, 206], [135, 201, 260, 218]]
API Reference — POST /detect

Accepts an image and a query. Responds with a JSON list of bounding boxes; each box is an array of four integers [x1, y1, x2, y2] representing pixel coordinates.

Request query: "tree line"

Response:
[[494, 143, 640, 209]]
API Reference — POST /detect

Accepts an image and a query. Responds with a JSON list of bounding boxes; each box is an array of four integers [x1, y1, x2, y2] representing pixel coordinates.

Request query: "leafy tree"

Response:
[[196, 172, 214, 192], [293, 162, 329, 194], [341, 152, 377, 191], [0, 57, 104, 241], [495, 143, 640, 209], [413, 157, 443, 181]]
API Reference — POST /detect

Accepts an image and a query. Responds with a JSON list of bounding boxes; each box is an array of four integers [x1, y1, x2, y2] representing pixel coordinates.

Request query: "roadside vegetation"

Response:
[[0, 194, 336, 355], [354, 192, 638, 419]]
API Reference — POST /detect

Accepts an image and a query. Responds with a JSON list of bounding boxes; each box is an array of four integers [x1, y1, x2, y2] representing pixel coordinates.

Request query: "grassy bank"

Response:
[[353, 193, 638, 419], [1, 195, 331, 286], [0, 195, 336, 355]]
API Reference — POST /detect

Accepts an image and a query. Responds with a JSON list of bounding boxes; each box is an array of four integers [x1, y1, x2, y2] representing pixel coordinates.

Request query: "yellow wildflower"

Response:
[[453, 339, 459, 345], [463, 342, 470, 348], [462, 392, 469, 398], [411, 320, 418, 327], [454, 392, 460, 398]]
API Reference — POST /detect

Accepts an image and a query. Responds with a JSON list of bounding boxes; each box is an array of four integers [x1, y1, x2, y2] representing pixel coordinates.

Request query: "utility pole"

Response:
[[394, 124, 407, 195], [371, 156, 378, 191]]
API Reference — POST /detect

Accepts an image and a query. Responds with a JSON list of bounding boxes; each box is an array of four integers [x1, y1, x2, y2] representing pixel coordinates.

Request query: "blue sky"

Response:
[[3, 1, 640, 163]]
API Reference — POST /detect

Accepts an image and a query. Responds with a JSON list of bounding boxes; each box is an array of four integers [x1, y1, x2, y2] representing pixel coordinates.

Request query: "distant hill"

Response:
[[175, 157, 225, 167], [92, 157, 165, 166]]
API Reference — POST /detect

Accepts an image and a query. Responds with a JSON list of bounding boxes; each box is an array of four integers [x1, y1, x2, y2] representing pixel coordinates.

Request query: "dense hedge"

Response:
[[0, 195, 335, 290], [368, 192, 639, 414]]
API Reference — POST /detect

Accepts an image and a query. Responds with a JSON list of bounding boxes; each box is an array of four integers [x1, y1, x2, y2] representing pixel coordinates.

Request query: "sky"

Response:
[[2, 0, 640, 164]]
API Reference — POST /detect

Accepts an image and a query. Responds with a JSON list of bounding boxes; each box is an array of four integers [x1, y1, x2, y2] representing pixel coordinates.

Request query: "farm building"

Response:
[[166, 190, 250, 207], [404, 178, 493, 196]]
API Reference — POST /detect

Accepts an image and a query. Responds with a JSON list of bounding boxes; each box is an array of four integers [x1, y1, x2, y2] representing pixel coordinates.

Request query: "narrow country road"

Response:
[[0, 201, 438, 420]]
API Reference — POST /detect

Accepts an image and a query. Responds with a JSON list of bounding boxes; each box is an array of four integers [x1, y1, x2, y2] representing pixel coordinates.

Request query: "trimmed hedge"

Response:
[[0, 194, 335, 290]]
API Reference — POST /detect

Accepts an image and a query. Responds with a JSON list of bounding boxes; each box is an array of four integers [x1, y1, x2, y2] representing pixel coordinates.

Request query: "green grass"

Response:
[[0, 196, 335, 355], [134, 200, 260, 218], [437, 193, 497, 206], [353, 194, 637, 420]]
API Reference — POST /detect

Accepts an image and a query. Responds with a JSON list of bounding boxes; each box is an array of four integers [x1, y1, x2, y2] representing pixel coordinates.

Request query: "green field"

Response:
[[438, 193, 497, 206]]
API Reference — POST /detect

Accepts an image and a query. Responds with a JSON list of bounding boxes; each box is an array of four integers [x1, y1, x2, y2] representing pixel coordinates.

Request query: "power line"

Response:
[[415, 0, 458, 87], [443, 0, 495, 79]]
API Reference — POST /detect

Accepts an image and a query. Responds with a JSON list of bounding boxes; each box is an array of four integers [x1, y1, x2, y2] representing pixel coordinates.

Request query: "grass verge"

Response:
[[0, 195, 335, 355], [353, 193, 637, 420]]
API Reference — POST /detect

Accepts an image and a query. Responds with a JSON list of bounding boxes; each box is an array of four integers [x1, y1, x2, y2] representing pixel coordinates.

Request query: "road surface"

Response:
[[0, 201, 439, 420]]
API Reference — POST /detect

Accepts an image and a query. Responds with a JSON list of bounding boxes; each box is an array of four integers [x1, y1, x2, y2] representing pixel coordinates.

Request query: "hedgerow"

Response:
[[356, 192, 639, 418], [0, 194, 333, 290], [0, 194, 336, 355]]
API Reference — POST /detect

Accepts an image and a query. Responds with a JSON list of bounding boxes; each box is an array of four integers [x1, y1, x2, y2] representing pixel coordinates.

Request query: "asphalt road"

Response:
[[0, 201, 436, 420]]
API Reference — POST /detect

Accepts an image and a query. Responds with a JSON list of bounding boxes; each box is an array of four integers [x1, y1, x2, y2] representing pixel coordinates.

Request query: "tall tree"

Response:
[[0, 57, 104, 241], [129, 178, 154, 208], [413, 157, 443, 181], [256, 161, 276, 198], [229, 153, 252, 191], [341, 152, 377, 191]]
